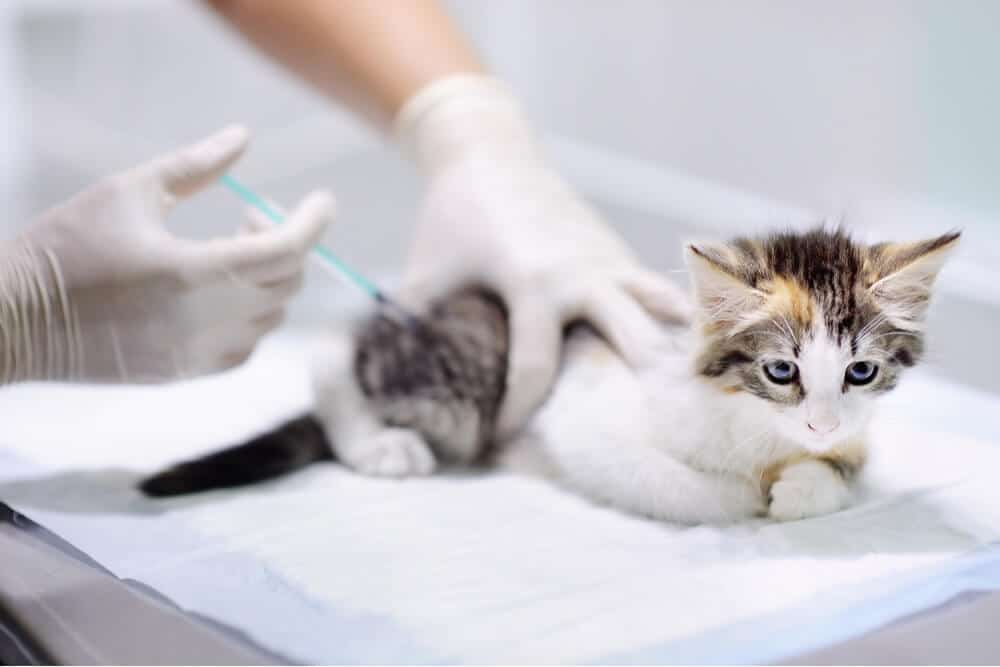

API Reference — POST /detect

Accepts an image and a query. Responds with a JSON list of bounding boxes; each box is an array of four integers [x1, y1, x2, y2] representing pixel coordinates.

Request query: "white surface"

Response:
[[0, 331, 998, 662]]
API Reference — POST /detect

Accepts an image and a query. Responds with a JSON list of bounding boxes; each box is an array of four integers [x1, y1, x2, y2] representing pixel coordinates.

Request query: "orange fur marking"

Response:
[[763, 276, 815, 328], [759, 438, 868, 497]]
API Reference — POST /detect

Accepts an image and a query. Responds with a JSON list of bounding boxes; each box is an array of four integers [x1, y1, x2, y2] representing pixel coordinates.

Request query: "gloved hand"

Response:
[[395, 76, 692, 437], [0, 125, 335, 384]]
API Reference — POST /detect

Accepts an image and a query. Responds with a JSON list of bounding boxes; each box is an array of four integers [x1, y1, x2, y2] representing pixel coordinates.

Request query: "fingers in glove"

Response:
[[582, 284, 671, 368], [238, 207, 273, 235], [397, 269, 472, 313], [214, 312, 286, 371], [496, 294, 563, 440], [622, 268, 694, 324], [148, 124, 250, 200], [219, 344, 256, 371], [188, 190, 335, 282], [243, 195, 288, 230], [252, 308, 287, 336], [207, 271, 303, 324], [255, 271, 305, 312], [236, 205, 302, 282]]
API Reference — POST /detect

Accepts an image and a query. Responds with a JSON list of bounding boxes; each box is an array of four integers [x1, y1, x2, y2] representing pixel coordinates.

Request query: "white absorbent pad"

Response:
[[0, 332, 998, 664]]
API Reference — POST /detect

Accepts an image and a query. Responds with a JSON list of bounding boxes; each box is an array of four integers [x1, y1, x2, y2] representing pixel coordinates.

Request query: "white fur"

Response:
[[502, 327, 858, 524], [772, 323, 876, 453], [767, 459, 851, 521], [300, 234, 961, 524], [310, 322, 861, 524], [871, 240, 957, 330], [346, 428, 436, 478], [503, 328, 769, 524]]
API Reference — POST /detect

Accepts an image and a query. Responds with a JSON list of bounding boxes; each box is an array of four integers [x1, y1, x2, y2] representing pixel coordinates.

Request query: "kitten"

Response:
[[140, 228, 959, 523], [141, 291, 508, 493]]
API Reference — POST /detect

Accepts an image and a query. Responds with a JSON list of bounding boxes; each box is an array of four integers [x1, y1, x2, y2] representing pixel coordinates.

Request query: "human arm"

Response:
[[205, 1, 692, 436], [202, 0, 481, 125]]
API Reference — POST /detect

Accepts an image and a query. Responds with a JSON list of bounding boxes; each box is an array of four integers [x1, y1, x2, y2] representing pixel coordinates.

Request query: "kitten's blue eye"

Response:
[[845, 361, 878, 385], [763, 360, 798, 384]]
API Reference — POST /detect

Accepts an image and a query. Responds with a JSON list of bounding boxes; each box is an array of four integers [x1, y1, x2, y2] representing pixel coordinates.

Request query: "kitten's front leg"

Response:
[[766, 458, 854, 522]]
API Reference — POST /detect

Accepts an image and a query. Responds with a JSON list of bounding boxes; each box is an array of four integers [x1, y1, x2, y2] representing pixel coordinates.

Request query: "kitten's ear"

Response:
[[869, 231, 961, 328], [684, 243, 763, 327]]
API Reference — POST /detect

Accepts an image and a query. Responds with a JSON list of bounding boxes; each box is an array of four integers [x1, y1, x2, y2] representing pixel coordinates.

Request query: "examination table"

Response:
[[1, 332, 999, 664]]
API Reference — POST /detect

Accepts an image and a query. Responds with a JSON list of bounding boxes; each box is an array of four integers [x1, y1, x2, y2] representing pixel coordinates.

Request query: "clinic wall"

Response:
[[6, 0, 998, 392], [12, 2, 1000, 248], [477, 1, 998, 254], [485, 0, 927, 209], [8, 1, 1000, 293]]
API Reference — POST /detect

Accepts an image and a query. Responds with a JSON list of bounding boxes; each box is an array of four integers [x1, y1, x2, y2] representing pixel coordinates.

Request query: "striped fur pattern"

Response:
[[688, 227, 959, 452], [140, 289, 508, 496], [353, 289, 508, 463]]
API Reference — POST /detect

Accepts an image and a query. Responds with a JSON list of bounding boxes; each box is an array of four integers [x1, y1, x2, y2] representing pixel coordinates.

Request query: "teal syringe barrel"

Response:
[[218, 174, 416, 327], [219, 173, 385, 301]]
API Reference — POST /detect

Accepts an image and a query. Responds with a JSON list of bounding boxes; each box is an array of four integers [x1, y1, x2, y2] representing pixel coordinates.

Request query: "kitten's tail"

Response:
[[139, 415, 332, 497]]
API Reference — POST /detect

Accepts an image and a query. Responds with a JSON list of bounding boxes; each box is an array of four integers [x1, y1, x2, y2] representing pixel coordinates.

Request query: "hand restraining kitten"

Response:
[[140, 228, 959, 523]]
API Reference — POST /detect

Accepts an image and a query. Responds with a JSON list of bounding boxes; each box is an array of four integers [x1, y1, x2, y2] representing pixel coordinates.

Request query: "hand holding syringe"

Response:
[[220, 174, 415, 325]]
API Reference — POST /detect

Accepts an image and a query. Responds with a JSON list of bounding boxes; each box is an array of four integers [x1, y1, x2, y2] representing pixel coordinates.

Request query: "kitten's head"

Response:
[[685, 227, 959, 452]]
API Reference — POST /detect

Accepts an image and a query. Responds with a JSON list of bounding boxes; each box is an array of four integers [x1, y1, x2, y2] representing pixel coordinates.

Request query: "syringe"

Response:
[[219, 174, 414, 324]]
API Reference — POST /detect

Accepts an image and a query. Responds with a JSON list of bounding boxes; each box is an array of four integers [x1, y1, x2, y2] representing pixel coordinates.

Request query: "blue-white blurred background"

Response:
[[1, 0, 997, 392]]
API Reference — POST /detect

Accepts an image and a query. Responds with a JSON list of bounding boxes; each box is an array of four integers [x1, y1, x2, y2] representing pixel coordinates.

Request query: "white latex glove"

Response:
[[0, 125, 335, 384], [396, 76, 692, 436]]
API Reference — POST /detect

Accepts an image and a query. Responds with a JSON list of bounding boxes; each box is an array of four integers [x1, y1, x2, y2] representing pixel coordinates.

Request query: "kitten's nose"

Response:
[[807, 418, 840, 435]]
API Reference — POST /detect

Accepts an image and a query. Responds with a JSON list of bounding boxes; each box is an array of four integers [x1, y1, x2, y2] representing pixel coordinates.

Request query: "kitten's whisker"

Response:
[[855, 312, 893, 346], [869, 330, 922, 342], [855, 313, 882, 339], [781, 315, 800, 347]]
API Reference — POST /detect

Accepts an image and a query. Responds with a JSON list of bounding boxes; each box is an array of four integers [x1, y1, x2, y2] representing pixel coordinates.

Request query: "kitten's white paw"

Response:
[[768, 459, 850, 522], [720, 478, 769, 521], [344, 428, 436, 478]]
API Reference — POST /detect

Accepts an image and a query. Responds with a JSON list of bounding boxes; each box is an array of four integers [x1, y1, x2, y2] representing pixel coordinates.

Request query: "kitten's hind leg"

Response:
[[340, 427, 436, 478], [311, 333, 436, 478]]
